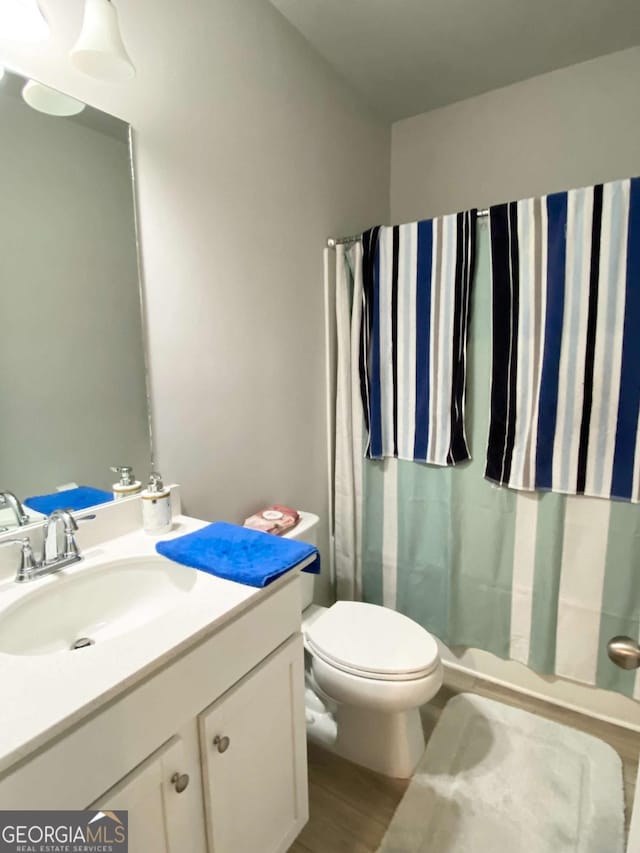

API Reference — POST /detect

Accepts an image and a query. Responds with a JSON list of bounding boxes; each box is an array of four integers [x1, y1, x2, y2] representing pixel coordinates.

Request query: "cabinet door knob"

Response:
[[213, 735, 230, 753], [170, 772, 190, 793]]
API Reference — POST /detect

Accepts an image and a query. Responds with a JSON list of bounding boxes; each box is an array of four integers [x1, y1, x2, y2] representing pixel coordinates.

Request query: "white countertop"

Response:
[[0, 514, 313, 776]]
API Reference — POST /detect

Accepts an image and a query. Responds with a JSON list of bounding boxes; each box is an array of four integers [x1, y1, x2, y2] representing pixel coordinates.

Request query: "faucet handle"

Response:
[[63, 527, 80, 560], [48, 509, 79, 532], [0, 537, 37, 583], [0, 536, 32, 554]]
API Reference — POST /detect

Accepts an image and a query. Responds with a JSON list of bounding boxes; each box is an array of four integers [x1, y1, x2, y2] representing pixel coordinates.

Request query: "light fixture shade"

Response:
[[22, 79, 86, 116], [0, 0, 50, 42], [70, 0, 135, 83]]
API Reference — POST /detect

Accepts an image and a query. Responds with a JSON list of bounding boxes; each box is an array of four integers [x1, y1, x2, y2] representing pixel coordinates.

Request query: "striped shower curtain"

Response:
[[487, 179, 640, 501], [334, 226, 640, 698]]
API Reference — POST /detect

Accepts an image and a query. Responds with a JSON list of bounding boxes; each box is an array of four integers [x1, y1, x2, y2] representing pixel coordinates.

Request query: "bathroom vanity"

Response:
[[0, 495, 310, 853]]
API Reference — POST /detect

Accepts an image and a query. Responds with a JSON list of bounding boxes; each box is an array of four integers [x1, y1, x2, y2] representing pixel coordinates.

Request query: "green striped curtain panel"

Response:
[[334, 230, 640, 698]]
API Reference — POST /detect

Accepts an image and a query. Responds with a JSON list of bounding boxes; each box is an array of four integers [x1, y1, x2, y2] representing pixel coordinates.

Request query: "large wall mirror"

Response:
[[0, 69, 152, 528]]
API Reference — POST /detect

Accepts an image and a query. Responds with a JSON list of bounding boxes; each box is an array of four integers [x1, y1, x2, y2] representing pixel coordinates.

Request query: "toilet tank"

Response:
[[284, 511, 319, 610]]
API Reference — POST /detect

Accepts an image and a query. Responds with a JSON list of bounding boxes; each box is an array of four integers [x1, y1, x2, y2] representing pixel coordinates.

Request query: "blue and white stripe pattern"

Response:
[[487, 177, 640, 501], [360, 212, 477, 465]]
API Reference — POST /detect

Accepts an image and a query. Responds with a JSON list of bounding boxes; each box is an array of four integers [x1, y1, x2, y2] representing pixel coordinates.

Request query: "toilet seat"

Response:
[[305, 601, 439, 682]]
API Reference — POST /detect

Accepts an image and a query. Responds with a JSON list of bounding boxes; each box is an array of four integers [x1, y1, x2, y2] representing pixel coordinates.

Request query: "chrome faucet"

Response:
[[0, 491, 30, 526], [41, 510, 82, 571], [0, 510, 83, 583]]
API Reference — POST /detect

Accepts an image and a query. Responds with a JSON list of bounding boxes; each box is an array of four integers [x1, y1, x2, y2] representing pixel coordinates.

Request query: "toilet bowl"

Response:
[[286, 513, 443, 779]]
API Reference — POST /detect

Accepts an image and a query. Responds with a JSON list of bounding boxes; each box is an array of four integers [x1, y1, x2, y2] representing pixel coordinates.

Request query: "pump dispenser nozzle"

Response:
[[110, 466, 142, 499]]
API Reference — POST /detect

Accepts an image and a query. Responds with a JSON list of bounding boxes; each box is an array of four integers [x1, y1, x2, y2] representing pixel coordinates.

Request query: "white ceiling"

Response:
[[269, 0, 640, 121]]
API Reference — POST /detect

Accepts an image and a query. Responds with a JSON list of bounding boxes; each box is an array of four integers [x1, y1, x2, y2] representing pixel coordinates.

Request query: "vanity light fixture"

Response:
[[70, 0, 135, 82], [0, 0, 49, 42], [22, 79, 86, 116]]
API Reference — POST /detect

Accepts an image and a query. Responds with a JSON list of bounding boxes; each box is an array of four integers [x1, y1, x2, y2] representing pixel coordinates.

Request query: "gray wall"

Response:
[[391, 47, 640, 221], [0, 90, 149, 498], [0, 0, 390, 603], [135, 2, 390, 606]]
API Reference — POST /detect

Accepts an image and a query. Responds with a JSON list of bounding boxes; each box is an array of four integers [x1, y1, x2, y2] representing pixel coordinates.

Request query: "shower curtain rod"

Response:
[[327, 208, 490, 248]]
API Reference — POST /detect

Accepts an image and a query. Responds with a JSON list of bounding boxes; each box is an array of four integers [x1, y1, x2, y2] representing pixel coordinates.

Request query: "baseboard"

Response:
[[442, 659, 640, 735]]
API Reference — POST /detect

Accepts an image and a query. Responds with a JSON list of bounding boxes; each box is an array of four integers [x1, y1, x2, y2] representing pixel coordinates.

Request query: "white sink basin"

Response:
[[0, 556, 198, 656]]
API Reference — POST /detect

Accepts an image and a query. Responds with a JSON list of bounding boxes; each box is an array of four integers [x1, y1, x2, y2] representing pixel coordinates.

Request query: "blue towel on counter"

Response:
[[155, 521, 320, 588], [24, 486, 113, 515]]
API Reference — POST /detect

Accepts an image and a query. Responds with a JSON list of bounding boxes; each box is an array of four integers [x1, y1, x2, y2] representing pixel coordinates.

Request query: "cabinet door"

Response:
[[92, 736, 196, 853], [200, 633, 308, 853]]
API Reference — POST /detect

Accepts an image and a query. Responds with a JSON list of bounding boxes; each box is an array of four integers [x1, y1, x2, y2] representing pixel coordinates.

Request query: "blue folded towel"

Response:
[[24, 486, 113, 515], [156, 521, 320, 588]]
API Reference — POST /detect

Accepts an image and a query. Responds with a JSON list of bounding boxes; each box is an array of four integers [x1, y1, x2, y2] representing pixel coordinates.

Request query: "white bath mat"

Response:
[[378, 693, 624, 853]]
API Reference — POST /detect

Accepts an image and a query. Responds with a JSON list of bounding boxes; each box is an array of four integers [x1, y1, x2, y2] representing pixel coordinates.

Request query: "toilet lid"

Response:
[[306, 601, 439, 681]]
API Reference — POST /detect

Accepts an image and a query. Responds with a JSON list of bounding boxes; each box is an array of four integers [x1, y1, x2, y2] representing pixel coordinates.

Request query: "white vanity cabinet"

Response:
[[92, 736, 201, 853], [200, 635, 307, 853], [0, 576, 309, 853]]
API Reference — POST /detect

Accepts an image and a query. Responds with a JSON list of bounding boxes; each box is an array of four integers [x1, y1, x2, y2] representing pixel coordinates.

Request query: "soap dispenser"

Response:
[[111, 465, 142, 500], [141, 472, 172, 535]]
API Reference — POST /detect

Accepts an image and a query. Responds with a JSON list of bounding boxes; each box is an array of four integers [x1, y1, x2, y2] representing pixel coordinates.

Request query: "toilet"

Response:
[[286, 512, 443, 779]]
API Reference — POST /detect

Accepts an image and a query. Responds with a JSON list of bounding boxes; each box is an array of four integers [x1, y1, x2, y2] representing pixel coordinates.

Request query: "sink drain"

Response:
[[70, 637, 95, 650]]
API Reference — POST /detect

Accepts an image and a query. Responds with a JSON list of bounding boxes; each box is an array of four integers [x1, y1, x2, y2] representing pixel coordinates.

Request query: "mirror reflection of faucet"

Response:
[[0, 491, 31, 527], [0, 509, 87, 583]]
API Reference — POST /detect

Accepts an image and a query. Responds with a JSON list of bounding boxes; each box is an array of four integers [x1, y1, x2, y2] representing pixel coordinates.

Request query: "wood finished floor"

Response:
[[289, 741, 408, 853], [290, 682, 640, 853]]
